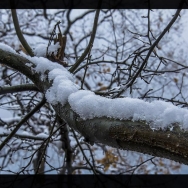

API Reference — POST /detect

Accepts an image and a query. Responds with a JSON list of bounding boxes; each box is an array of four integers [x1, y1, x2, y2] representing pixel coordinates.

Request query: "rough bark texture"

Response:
[[1, 49, 188, 164]]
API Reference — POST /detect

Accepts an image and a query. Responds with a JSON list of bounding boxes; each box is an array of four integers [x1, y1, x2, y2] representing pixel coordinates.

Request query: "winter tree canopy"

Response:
[[1, 6, 188, 174]]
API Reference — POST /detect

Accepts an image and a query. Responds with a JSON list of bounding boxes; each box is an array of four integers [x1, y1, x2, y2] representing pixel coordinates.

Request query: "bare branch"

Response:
[[63, 10, 96, 35], [0, 97, 46, 151], [114, 8, 183, 97], [0, 84, 39, 95], [69, 9, 101, 73], [0, 49, 43, 91], [0, 133, 47, 141], [11, 9, 34, 57]]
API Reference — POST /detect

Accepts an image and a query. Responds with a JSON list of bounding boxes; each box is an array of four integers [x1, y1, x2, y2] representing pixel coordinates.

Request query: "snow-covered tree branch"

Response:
[[0, 7, 188, 174], [1, 38, 188, 165]]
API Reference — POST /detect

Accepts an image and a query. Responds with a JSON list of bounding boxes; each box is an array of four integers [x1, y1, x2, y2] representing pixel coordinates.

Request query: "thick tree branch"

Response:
[[54, 102, 188, 165], [0, 49, 46, 91], [1, 48, 188, 165], [63, 10, 96, 36], [0, 133, 47, 141], [11, 9, 34, 57]]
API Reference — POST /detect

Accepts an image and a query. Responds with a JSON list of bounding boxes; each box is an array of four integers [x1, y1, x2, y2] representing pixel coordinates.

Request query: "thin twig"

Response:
[[114, 8, 183, 98], [0, 97, 46, 151], [34, 116, 57, 174], [71, 128, 98, 175], [69, 8, 101, 73], [11, 9, 34, 57], [81, 45, 92, 89], [0, 133, 47, 141]]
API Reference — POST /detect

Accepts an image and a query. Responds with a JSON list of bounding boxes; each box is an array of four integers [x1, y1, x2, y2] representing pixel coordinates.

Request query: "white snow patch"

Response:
[[33, 44, 47, 57], [45, 68, 79, 105], [26, 55, 78, 106], [68, 90, 188, 130], [45, 78, 78, 105], [48, 68, 74, 81], [33, 43, 60, 57], [0, 43, 17, 54], [30, 57, 61, 74]]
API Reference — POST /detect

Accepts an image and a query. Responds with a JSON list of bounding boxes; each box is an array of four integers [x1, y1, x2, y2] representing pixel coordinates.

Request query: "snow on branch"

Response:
[[1, 42, 188, 131], [26, 45, 188, 131], [2, 42, 188, 164]]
